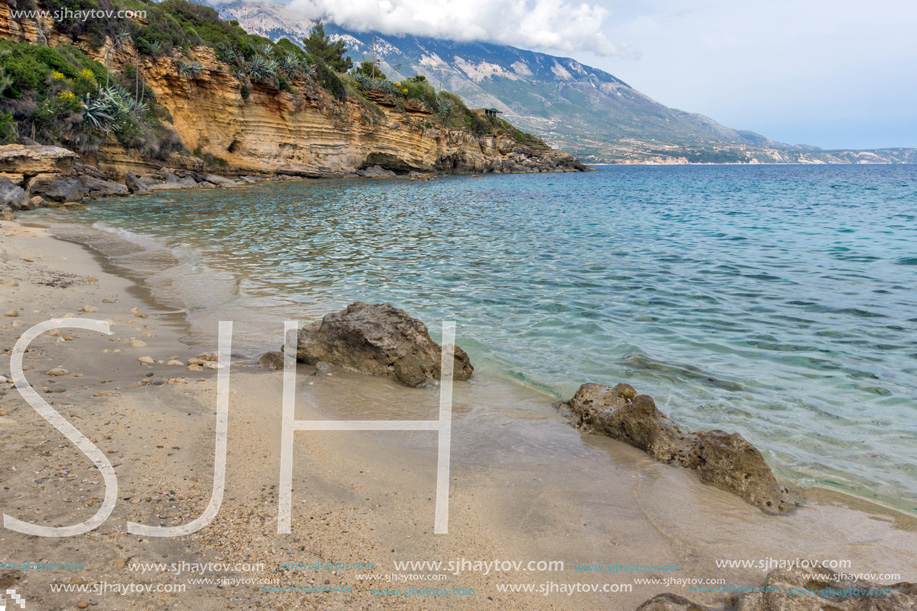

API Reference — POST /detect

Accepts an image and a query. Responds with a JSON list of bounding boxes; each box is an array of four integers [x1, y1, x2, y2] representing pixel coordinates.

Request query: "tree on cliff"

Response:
[[303, 23, 352, 73]]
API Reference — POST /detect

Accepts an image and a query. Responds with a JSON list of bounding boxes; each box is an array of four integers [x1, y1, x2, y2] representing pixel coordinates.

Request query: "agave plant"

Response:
[[148, 40, 164, 56], [257, 43, 275, 58], [178, 60, 205, 79], [279, 54, 301, 77], [247, 54, 278, 82], [216, 42, 240, 65], [436, 97, 453, 117], [81, 94, 115, 130]]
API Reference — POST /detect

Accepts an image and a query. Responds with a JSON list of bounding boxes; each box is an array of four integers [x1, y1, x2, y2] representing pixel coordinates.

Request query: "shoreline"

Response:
[[3, 218, 917, 610], [39, 209, 917, 518]]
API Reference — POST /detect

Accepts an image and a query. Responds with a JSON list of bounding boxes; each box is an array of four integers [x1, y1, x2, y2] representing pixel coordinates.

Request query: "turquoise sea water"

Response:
[[50, 165, 917, 510]]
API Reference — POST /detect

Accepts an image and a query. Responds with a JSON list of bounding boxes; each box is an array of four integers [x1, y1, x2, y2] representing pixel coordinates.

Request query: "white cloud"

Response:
[[286, 0, 620, 55]]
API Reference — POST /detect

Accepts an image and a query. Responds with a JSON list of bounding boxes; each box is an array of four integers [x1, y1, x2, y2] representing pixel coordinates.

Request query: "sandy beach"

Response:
[[2, 218, 916, 610]]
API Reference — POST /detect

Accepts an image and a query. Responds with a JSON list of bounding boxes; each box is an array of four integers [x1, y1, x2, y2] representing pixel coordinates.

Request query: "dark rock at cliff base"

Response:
[[125, 173, 150, 195], [356, 165, 397, 177], [257, 351, 286, 370], [80, 175, 128, 198], [296, 302, 473, 387], [0, 177, 30, 210], [563, 382, 789, 513], [27, 174, 85, 203], [638, 566, 917, 611]]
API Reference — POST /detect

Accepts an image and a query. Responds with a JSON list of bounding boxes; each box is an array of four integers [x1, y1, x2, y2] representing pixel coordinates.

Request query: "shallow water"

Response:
[[37, 164, 917, 511]]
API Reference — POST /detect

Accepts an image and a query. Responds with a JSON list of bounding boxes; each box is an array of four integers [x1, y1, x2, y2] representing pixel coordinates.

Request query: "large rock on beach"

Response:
[[295, 302, 473, 387], [564, 382, 789, 513], [27, 174, 85, 203], [637, 566, 917, 611], [0, 177, 30, 210]]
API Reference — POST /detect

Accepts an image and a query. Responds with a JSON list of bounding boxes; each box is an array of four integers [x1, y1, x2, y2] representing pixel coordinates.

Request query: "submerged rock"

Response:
[[295, 302, 473, 387], [637, 566, 917, 611], [563, 382, 790, 513], [257, 351, 286, 370]]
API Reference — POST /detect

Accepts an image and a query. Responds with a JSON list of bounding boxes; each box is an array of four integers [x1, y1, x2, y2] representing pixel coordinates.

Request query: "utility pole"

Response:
[[371, 34, 375, 79]]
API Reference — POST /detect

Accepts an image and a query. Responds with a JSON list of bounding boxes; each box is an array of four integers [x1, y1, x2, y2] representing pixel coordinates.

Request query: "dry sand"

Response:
[[1, 219, 916, 610]]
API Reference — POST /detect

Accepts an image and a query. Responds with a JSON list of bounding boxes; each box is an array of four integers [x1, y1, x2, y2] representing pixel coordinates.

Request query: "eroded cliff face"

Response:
[[131, 47, 585, 177], [0, 9, 586, 178]]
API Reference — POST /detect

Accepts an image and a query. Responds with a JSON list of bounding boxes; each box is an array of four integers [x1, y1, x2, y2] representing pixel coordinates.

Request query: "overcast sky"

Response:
[[286, 0, 917, 149]]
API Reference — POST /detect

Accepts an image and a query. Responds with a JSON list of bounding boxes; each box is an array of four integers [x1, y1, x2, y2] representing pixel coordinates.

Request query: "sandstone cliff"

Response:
[[0, 5, 587, 180]]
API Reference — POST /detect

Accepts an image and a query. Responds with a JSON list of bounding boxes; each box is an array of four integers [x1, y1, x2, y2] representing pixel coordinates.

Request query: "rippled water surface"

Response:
[[51, 165, 917, 510]]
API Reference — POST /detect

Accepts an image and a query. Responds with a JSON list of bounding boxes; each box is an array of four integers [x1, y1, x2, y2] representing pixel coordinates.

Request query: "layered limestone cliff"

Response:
[[124, 48, 586, 178], [0, 7, 587, 179]]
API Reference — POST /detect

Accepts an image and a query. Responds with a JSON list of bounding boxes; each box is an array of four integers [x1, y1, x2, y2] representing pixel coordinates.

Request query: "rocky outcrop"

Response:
[[295, 302, 474, 387], [27, 174, 85, 203], [636, 566, 917, 610], [0, 144, 77, 176], [0, 177, 31, 210], [562, 383, 790, 513]]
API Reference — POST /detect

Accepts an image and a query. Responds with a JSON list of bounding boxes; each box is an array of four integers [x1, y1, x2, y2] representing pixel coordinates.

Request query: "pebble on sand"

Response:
[[130, 339, 147, 348], [138, 357, 155, 365], [47, 367, 70, 376], [3, 310, 19, 317], [81, 305, 98, 313]]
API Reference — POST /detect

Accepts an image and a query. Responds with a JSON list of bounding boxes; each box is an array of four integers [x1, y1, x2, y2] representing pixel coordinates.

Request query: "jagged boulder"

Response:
[[80, 175, 128, 198], [27, 174, 84, 203], [0, 177, 30, 210], [125, 173, 146, 194], [563, 382, 789, 513], [296, 302, 473, 387]]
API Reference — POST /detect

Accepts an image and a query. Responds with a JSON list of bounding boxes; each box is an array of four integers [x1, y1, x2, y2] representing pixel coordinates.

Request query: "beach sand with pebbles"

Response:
[[2, 219, 917, 610]]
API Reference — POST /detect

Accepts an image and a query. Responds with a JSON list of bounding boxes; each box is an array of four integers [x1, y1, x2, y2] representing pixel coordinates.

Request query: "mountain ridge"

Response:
[[210, 0, 917, 164]]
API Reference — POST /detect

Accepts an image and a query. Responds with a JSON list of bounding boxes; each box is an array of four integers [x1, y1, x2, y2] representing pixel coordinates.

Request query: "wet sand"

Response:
[[1, 219, 916, 610]]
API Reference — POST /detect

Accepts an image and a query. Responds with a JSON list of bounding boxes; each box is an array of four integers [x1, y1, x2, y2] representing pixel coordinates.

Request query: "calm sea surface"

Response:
[[45, 165, 917, 510]]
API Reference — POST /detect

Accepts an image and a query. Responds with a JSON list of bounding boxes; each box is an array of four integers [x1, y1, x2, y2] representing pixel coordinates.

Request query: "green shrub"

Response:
[[240, 85, 250, 100], [302, 22, 351, 72], [314, 60, 345, 100]]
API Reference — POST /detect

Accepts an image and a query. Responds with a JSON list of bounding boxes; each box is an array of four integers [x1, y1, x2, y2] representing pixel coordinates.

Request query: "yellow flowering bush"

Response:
[[52, 71, 66, 80]]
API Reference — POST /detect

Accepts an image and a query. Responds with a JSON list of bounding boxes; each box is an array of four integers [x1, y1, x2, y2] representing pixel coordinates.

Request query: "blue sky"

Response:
[[580, 0, 917, 149], [285, 0, 916, 149]]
